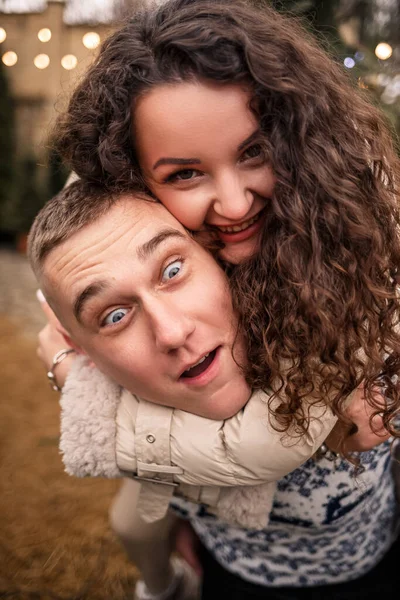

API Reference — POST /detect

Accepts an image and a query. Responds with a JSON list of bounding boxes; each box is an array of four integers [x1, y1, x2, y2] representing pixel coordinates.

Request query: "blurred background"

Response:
[[0, 1, 399, 598]]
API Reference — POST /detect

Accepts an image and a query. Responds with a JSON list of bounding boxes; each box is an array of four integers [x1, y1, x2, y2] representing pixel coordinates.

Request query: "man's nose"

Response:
[[147, 298, 196, 352], [212, 172, 254, 221]]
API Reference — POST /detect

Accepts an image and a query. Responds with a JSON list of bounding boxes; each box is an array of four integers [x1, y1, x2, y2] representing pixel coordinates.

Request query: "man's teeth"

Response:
[[217, 212, 260, 233], [187, 352, 210, 371]]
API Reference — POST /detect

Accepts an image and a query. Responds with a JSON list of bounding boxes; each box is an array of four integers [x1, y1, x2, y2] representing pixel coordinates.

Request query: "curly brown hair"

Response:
[[53, 0, 400, 443]]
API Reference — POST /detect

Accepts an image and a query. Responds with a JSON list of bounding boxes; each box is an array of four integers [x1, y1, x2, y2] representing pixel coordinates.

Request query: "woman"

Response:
[[41, 0, 400, 597]]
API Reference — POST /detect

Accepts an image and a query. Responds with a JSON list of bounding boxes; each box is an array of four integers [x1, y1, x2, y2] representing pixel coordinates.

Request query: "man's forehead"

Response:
[[43, 198, 188, 280], [114, 197, 190, 236]]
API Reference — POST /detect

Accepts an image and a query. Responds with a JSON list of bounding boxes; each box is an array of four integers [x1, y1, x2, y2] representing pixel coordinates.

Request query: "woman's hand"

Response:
[[325, 385, 390, 453], [174, 518, 203, 577], [36, 291, 76, 389]]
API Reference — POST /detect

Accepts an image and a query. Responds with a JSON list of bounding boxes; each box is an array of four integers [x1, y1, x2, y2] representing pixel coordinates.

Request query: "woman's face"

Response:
[[133, 81, 276, 264]]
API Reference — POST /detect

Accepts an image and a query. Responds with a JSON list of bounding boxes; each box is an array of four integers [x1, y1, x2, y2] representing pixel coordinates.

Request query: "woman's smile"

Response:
[[211, 206, 266, 245]]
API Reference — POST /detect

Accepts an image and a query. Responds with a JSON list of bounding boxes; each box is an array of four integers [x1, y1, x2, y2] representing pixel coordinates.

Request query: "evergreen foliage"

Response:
[[11, 156, 46, 233], [0, 57, 15, 230]]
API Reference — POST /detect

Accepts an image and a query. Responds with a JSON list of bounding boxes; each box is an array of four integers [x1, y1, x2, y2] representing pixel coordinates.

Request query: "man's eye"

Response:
[[162, 260, 183, 282], [103, 307, 129, 326]]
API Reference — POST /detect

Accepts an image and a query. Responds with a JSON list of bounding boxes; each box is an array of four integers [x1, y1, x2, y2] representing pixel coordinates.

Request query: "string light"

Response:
[[82, 32, 100, 49], [38, 28, 52, 43], [61, 54, 77, 70], [34, 53, 50, 69], [375, 43, 393, 60], [0, 28, 6, 44], [2, 51, 17, 67]]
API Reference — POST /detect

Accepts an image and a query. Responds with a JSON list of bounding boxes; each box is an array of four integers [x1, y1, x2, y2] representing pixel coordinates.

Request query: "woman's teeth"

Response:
[[217, 212, 261, 233]]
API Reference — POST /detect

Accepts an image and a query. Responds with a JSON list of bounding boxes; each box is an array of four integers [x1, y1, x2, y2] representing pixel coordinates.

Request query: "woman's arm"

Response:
[[170, 389, 340, 487]]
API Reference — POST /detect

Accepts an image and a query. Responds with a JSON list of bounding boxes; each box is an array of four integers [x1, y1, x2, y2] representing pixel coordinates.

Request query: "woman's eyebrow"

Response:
[[152, 130, 261, 170], [152, 157, 201, 170], [237, 129, 261, 152]]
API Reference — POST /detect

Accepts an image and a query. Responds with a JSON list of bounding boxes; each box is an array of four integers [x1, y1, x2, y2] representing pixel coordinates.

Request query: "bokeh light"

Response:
[[0, 28, 6, 44], [2, 51, 18, 67], [61, 54, 78, 70], [34, 53, 50, 69], [38, 28, 52, 43], [82, 32, 100, 49], [344, 57, 355, 69], [375, 42, 393, 60]]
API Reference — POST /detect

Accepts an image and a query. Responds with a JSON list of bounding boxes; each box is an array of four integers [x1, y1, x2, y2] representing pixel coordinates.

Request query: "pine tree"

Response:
[[12, 156, 46, 234], [267, 0, 400, 136]]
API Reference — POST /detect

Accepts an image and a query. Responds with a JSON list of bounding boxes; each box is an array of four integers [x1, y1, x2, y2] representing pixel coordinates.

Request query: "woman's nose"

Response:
[[212, 174, 254, 222]]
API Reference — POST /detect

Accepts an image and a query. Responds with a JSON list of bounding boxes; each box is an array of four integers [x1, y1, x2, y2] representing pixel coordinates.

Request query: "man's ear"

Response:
[[37, 290, 87, 356], [60, 329, 86, 356]]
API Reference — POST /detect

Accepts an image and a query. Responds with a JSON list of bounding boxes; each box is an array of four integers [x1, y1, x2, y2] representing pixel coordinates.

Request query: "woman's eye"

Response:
[[242, 144, 263, 161], [103, 307, 129, 326], [165, 169, 199, 183], [162, 260, 183, 282]]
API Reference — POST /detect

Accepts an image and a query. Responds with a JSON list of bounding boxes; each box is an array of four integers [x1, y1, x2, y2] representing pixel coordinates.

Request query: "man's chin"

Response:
[[202, 387, 251, 421]]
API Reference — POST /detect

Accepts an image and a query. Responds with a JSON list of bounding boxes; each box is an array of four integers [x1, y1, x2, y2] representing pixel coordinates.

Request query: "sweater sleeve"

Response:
[[60, 355, 125, 478], [170, 389, 344, 486]]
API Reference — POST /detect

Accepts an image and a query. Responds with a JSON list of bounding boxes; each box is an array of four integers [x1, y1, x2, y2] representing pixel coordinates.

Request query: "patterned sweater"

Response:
[[172, 441, 399, 587]]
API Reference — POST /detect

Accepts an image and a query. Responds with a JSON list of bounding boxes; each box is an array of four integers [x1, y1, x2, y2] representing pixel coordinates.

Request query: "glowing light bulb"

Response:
[[61, 54, 78, 70], [375, 43, 393, 60], [38, 28, 52, 42], [34, 53, 50, 69], [0, 28, 6, 44], [82, 32, 100, 50], [2, 51, 17, 67]]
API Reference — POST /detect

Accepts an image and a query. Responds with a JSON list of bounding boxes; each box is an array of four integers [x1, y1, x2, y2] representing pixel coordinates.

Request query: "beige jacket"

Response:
[[60, 357, 345, 529]]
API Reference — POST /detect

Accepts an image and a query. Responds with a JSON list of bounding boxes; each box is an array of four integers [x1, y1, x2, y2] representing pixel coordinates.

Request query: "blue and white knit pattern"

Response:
[[171, 441, 399, 587]]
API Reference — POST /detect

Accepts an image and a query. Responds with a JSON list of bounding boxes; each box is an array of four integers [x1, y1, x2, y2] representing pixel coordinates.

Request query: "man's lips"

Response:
[[180, 348, 218, 379]]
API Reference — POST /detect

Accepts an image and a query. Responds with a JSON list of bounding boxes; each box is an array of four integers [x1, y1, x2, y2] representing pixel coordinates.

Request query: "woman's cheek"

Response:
[[156, 190, 205, 231]]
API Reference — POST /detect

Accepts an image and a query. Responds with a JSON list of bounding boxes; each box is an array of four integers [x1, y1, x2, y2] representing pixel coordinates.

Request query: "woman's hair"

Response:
[[53, 0, 400, 445]]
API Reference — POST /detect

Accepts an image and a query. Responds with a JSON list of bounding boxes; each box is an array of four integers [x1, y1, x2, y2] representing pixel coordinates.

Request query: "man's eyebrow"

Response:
[[137, 229, 187, 262], [237, 129, 261, 152], [153, 157, 201, 170], [73, 281, 109, 324]]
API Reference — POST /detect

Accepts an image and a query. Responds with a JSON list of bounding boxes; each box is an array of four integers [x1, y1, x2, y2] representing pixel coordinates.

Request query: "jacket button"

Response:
[[146, 434, 156, 443]]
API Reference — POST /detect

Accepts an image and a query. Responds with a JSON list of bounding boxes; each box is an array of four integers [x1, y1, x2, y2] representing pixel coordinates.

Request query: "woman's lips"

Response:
[[213, 208, 265, 244]]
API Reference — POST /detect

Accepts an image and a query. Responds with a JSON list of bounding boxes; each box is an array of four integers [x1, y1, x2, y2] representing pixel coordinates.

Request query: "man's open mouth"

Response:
[[180, 348, 218, 379]]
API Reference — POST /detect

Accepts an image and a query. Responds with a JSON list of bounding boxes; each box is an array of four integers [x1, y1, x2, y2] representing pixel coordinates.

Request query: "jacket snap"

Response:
[[146, 434, 156, 443]]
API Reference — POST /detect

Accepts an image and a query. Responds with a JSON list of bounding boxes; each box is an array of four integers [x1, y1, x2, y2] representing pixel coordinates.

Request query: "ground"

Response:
[[0, 250, 138, 599]]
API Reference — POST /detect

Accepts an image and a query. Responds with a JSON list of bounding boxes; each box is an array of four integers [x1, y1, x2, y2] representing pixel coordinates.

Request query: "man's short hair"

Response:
[[28, 181, 149, 277]]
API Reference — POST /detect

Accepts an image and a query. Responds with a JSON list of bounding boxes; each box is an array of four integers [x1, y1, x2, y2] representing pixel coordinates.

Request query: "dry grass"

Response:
[[0, 316, 138, 600]]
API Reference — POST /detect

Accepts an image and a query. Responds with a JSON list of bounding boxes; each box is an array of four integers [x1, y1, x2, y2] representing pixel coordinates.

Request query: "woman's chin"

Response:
[[219, 240, 259, 264]]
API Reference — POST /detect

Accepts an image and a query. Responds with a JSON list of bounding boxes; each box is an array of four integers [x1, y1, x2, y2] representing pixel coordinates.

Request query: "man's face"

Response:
[[43, 198, 250, 420]]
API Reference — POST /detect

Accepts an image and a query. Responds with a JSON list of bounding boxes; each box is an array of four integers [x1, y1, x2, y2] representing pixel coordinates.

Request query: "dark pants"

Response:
[[200, 538, 399, 599]]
